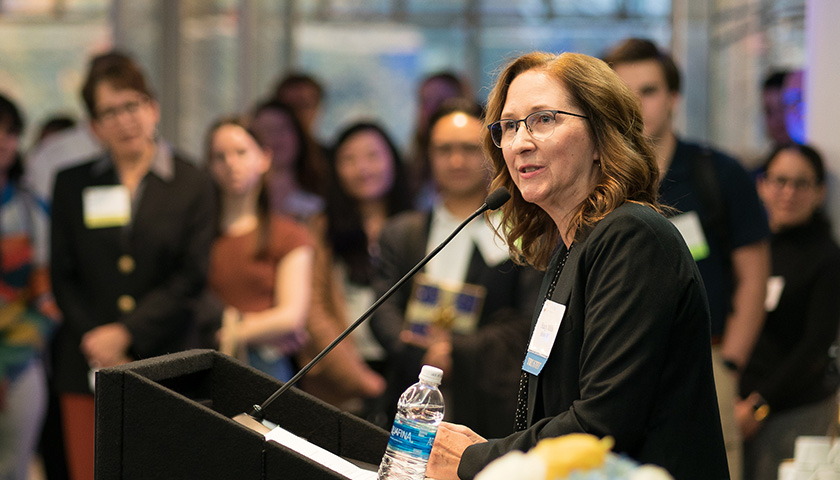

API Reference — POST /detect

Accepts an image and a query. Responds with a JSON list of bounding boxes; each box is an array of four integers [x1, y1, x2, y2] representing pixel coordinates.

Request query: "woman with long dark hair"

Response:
[[205, 116, 314, 381], [296, 122, 412, 414]]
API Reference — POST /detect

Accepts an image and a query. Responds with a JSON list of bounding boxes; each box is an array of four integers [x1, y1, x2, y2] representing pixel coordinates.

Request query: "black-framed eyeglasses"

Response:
[[763, 174, 818, 191], [487, 109, 589, 148], [96, 95, 150, 123]]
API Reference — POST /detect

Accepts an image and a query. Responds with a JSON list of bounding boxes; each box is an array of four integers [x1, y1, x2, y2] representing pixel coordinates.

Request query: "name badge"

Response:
[[83, 185, 131, 229], [523, 299, 566, 376], [670, 211, 709, 261], [765, 276, 785, 312]]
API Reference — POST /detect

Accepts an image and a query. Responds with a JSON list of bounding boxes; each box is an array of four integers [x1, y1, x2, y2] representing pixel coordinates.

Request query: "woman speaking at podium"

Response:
[[426, 51, 729, 480]]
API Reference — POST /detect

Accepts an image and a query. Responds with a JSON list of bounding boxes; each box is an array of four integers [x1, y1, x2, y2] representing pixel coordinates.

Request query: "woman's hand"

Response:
[[426, 422, 486, 480], [217, 306, 242, 357], [81, 322, 132, 368], [264, 327, 309, 356]]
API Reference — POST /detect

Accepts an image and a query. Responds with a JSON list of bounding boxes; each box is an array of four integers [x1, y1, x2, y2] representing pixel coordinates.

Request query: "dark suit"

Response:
[[458, 203, 729, 480], [370, 209, 541, 438], [50, 150, 216, 394]]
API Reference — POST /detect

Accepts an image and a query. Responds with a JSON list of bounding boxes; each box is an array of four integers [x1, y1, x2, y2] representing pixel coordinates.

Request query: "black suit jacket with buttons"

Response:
[[50, 153, 216, 394], [457, 202, 729, 480]]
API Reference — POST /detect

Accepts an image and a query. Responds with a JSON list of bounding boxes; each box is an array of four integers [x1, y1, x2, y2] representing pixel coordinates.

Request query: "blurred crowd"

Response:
[[0, 38, 836, 480]]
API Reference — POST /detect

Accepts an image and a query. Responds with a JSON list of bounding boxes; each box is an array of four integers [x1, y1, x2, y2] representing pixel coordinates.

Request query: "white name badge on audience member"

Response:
[[523, 299, 566, 376], [83, 185, 131, 229], [765, 276, 785, 312], [669, 211, 710, 261]]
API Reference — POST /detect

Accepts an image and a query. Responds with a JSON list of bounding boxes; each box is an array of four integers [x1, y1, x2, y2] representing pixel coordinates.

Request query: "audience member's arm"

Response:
[[300, 239, 385, 398], [721, 240, 770, 368], [236, 245, 314, 344]]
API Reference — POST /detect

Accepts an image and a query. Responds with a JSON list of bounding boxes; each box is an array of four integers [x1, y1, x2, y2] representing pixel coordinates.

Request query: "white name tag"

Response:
[[670, 211, 710, 261], [765, 276, 785, 312], [522, 299, 566, 376], [83, 185, 131, 229]]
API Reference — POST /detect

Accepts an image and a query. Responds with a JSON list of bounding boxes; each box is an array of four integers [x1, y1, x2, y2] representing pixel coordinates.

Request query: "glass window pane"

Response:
[[0, 16, 110, 149]]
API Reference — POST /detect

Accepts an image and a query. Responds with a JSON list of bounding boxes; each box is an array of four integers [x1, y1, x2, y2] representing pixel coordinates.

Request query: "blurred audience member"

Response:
[[370, 99, 540, 438], [761, 70, 791, 150], [737, 144, 840, 480], [782, 69, 806, 145], [272, 72, 324, 140], [297, 122, 412, 419], [34, 115, 77, 148], [251, 100, 328, 223], [205, 116, 314, 382], [50, 54, 216, 480], [410, 72, 472, 209], [605, 38, 771, 480], [0, 92, 59, 480]]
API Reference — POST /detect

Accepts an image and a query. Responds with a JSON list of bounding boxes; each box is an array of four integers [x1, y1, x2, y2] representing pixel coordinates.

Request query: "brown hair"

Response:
[[602, 38, 681, 94], [483, 52, 662, 270], [205, 116, 274, 260], [81, 51, 154, 119]]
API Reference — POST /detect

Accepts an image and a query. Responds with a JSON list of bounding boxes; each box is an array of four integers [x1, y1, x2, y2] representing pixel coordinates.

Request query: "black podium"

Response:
[[95, 349, 389, 479]]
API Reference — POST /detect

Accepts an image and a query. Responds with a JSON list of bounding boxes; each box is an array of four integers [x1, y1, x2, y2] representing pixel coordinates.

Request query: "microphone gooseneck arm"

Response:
[[248, 187, 510, 421]]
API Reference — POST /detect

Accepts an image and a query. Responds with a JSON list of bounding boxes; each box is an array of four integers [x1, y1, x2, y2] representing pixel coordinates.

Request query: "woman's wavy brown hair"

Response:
[[483, 52, 663, 270]]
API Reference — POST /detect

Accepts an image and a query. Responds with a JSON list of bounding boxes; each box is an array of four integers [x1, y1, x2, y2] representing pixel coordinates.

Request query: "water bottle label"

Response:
[[387, 417, 437, 458]]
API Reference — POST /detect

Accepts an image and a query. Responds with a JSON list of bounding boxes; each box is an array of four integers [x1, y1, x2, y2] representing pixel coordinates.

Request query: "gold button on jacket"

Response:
[[117, 295, 136, 313]]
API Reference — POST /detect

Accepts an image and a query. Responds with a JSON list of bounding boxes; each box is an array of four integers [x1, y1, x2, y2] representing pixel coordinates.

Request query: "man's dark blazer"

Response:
[[370, 209, 541, 438], [50, 152, 216, 394], [458, 202, 729, 480]]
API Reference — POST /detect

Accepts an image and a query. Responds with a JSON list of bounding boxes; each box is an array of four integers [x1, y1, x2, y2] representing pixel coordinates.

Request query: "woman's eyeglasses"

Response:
[[763, 175, 819, 192], [487, 109, 588, 148]]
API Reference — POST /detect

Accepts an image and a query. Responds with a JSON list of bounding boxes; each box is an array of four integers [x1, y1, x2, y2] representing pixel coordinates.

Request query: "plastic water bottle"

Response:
[[377, 365, 445, 480]]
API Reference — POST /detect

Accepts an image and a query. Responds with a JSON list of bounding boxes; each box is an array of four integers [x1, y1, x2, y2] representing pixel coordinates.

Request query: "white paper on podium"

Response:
[[264, 425, 378, 480]]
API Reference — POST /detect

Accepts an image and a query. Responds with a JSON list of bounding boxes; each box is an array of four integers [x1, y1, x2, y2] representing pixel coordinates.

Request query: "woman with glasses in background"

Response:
[[737, 144, 840, 480], [425, 51, 728, 480], [50, 54, 215, 480]]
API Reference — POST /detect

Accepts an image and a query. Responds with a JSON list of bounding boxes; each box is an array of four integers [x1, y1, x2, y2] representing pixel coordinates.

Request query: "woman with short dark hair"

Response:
[[737, 144, 840, 480], [50, 54, 216, 480]]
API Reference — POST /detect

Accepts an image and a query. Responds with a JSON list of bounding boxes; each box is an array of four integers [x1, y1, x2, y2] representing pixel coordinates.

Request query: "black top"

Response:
[[458, 203, 729, 480], [739, 213, 840, 411]]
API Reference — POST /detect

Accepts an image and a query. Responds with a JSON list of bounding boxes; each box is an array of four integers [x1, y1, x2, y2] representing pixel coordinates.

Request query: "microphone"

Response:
[[484, 186, 511, 211], [244, 186, 511, 422]]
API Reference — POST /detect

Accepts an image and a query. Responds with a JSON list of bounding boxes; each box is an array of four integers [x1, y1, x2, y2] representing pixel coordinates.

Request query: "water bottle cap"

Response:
[[419, 365, 443, 386]]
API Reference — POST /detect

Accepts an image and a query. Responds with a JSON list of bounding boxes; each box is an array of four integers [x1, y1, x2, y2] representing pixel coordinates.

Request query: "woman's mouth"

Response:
[[519, 165, 543, 175]]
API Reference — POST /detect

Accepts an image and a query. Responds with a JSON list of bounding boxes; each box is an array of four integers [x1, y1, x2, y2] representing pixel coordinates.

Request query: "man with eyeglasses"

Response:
[[371, 98, 540, 438], [605, 38, 771, 480]]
